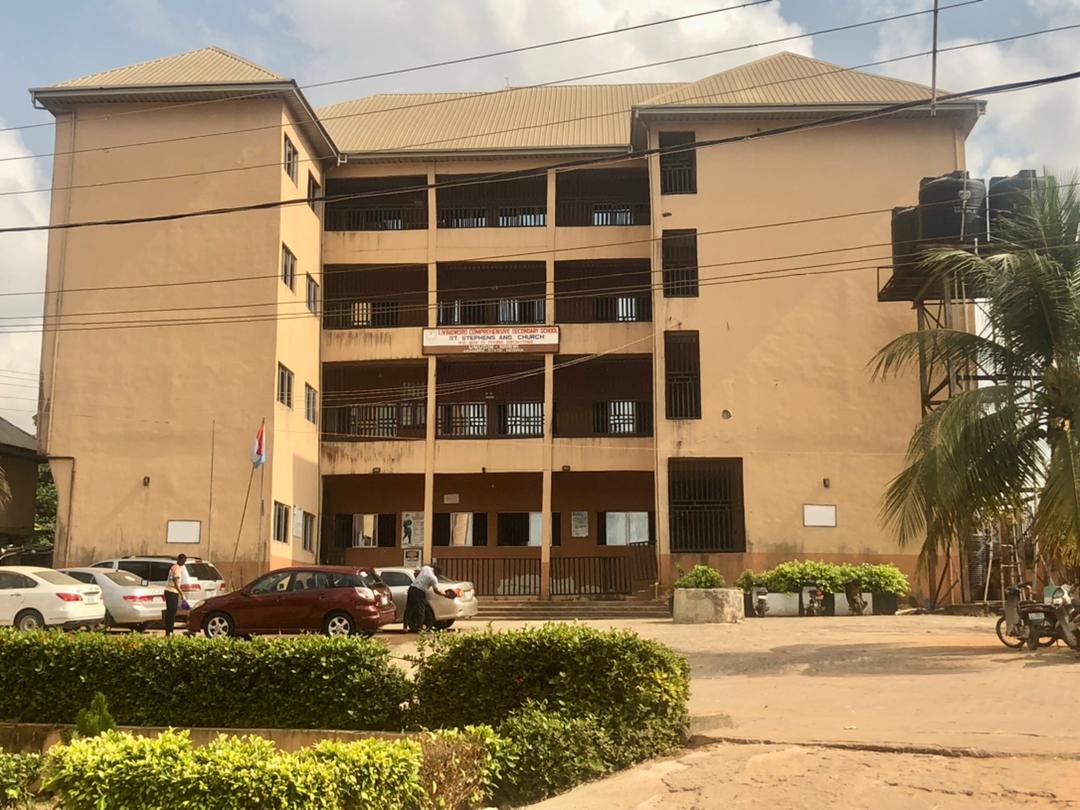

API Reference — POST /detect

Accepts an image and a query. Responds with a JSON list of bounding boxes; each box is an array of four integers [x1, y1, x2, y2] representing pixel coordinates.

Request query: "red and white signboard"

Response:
[[422, 326, 559, 355]]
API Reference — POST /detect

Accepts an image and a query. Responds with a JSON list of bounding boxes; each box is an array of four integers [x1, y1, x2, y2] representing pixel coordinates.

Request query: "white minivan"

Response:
[[0, 566, 105, 630]]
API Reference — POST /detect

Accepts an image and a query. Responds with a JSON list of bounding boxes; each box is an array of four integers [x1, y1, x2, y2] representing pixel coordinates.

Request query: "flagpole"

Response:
[[232, 419, 265, 577], [206, 418, 216, 562], [231, 464, 256, 571]]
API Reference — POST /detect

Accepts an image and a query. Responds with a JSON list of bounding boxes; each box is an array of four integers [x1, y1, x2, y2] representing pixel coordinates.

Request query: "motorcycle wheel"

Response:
[[1025, 632, 1040, 651], [995, 616, 1025, 649], [1039, 635, 1058, 647]]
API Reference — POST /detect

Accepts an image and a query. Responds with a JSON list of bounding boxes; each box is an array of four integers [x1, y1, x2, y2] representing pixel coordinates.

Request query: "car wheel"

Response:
[[14, 609, 44, 632], [104, 610, 116, 629], [203, 612, 235, 639], [323, 612, 355, 637], [134, 623, 149, 634], [434, 619, 455, 630]]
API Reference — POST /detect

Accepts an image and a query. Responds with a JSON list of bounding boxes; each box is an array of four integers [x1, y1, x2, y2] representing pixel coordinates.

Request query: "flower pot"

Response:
[[872, 592, 899, 615], [672, 588, 746, 624]]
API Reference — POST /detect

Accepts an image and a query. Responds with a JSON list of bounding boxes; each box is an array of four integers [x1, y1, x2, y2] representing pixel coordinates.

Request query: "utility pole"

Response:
[[930, 0, 940, 117]]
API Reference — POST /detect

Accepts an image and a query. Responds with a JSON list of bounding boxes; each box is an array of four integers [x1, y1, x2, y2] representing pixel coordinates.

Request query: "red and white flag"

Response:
[[251, 422, 266, 467]]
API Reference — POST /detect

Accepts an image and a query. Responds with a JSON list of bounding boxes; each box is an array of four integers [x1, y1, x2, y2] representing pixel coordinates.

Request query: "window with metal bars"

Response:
[[662, 230, 699, 297], [306, 275, 319, 314], [664, 332, 701, 419], [302, 512, 316, 552], [283, 136, 298, 184], [305, 384, 317, 424], [659, 132, 696, 194], [273, 502, 290, 543], [668, 458, 746, 552], [281, 244, 296, 290], [277, 364, 294, 408], [498, 402, 543, 436], [307, 172, 321, 216]]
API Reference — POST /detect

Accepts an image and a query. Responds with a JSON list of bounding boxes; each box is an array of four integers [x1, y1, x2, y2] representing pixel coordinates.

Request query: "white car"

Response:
[[0, 566, 105, 631], [60, 567, 166, 631], [90, 556, 225, 612], [375, 566, 479, 629]]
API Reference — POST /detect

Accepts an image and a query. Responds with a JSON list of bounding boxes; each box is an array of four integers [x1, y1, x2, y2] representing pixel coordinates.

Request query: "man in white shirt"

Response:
[[405, 562, 450, 632]]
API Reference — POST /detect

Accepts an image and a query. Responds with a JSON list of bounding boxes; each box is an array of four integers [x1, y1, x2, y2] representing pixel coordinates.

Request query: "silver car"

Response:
[[61, 567, 166, 631], [89, 556, 225, 612], [374, 567, 479, 629]]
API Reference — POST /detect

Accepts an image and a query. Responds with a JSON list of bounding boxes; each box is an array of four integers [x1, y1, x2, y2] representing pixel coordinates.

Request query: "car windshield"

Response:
[[106, 571, 146, 587], [35, 570, 82, 586], [186, 563, 222, 581]]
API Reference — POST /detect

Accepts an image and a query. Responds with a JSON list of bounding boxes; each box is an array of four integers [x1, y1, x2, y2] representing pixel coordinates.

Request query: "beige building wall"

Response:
[[269, 109, 323, 570], [645, 116, 964, 585], [38, 98, 321, 586]]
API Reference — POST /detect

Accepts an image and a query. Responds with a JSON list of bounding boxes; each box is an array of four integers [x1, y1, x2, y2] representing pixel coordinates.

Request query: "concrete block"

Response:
[[672, 588, 745, 623]]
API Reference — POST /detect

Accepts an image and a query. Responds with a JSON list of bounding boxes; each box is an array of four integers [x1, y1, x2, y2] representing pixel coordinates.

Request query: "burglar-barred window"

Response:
[[662, 230, 699, 297], [669, 458, 746, 552], [659, 132, 696, 194], [664, 331, 700, 419], [273, 502, 290, 543]]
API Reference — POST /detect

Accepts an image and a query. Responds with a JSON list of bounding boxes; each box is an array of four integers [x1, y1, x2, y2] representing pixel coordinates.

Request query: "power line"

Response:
[[2, 66, 1073, 237], [1, 2, 981, 167], [2, 1, 771, 136]]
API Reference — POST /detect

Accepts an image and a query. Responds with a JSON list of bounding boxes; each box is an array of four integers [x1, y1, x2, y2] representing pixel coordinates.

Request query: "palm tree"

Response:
[[872, 176, 1080, 601]]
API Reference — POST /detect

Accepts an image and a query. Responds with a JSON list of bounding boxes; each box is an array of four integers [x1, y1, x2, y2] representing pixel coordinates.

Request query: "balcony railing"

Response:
[[437, 401, 544, 438], [555, 200, 650, 227], [437, 556, 540, 596], [557, 293, 651, 323], [325, 206, 427, 232], [323, 298, 427, 330], [554, 400, 653, 437], [437, 298, 546, 326], [437, 204, 547, 229], [323, 402, 426, 440]]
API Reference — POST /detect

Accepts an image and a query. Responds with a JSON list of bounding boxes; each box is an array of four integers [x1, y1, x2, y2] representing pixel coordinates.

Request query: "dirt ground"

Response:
[[383, 614, 1080, 808]]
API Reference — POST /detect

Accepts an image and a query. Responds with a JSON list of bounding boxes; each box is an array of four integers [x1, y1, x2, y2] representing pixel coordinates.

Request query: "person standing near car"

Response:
[[163, 553, 186, 637], [404, 562, 449, 632]]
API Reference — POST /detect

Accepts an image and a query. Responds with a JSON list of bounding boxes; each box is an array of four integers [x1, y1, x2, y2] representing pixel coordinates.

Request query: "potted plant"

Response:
[[671, 565, 744, 623]]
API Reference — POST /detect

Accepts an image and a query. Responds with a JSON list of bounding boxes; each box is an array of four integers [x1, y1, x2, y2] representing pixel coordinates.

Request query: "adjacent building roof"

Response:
[[638, 52, 943, 107], [31, 49, 983, 158], [0, 416, 40, 459], [39, 46, 283, 89], [318, 84, 678, 155]]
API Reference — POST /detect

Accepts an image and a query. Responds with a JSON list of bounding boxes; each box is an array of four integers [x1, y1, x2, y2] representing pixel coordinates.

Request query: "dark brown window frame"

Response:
[[664, 331, 701, 419], [668, 458, 746, 552]]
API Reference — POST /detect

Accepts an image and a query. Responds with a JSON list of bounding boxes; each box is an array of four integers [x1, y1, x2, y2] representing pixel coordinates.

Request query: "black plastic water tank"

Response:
[[988, 169, 1043, 236], [891, 206, 921, 277], [918, 171, 987, 242]]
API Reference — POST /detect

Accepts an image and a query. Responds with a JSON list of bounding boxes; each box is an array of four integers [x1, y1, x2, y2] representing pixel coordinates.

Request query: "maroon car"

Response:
[[187, 566, 395, 638]]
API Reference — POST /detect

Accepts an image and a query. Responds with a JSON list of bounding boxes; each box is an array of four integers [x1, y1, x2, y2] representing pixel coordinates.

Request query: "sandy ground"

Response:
[[381, 614, 1080, 807]]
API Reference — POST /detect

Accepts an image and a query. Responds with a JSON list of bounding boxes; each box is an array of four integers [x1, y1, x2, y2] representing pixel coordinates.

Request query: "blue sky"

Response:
[[0, 0, 1078, 430]]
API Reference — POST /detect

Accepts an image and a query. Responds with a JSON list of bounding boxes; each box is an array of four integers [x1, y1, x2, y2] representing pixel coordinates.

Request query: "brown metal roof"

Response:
[[0, 416, 40, 457], [639, 52, 944, 107], [41, 46, 282, 89], [318, 84, 678, 155]]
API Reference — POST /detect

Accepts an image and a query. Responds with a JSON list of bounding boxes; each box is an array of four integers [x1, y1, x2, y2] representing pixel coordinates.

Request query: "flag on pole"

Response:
[[251, 422, 266, 467]]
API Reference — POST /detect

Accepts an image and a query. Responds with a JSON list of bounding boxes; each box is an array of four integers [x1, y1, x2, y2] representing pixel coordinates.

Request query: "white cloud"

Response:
[[865, 2, 1080, 178], [273, 0, 811, 104], [0, 124, 47, 433]]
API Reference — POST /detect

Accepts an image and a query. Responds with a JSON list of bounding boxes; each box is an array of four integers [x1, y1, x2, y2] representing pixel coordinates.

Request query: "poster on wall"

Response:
[[401, 512, 424, 547], [571, 511, 589, 538], [403, 547, 422, 568]]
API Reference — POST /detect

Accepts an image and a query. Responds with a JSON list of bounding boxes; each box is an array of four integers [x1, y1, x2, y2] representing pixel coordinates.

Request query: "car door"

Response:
[[377, 570, 414, 622], [234, 571, 293, 633], [282, 570, 332, 631], [0, 572, 26, 624]]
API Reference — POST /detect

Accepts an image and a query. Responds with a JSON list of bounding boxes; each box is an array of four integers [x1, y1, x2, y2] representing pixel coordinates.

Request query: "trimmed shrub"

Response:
[[673, 565, 725, 589], [296, 738, 423, 809], [44, 730, 427, 810], [0, 752, 40, 810], [411, 623, 690, 769], [0, 631, 410, 730], [74, 692, 116, 739], [492, 702, 612, 807], [416, 727, 504, 810], [735, 561, 909, 596]]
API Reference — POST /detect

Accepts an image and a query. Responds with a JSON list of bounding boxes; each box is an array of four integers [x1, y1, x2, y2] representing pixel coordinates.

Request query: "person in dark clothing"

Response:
[[163, 554, 186, 637], [404, 562, 449, 632]]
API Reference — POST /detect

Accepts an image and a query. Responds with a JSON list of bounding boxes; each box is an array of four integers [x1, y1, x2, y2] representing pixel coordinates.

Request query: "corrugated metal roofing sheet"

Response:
[[640, 52, 941, 107], [44, 46, 283, 89], [318, 84, 678, 153], [0, 416, 38, 455]]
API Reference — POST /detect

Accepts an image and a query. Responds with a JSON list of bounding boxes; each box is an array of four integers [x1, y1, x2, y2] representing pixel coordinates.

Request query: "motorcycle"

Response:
[[752, 582, 769, 618], [803, 581, 825, 617], [998, 584, 1080, 650]]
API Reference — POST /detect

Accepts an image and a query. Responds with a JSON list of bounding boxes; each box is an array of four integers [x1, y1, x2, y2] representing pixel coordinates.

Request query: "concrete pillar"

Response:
[[423, 165, 438, 565], [540, 168, 557, 599]]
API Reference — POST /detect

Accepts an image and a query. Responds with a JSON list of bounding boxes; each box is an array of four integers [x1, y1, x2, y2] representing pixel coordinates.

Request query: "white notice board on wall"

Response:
[[166, 520, 201, 544], [803, 504, 837, 528]]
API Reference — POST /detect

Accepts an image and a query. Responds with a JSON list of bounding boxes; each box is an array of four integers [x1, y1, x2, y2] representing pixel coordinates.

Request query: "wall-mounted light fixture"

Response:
[[372, 467, 382, 474], [823, 478, 830, 488], [561, 465, 571, 472], [142, 476, 151, 487]]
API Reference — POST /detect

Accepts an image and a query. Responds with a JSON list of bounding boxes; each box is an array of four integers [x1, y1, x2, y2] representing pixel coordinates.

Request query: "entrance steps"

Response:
[[467, 598, 671, 622]]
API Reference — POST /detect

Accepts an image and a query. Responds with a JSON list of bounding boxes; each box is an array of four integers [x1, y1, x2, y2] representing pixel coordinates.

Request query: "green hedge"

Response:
[[735, 561, 910, 595], [673, 565, 726, 589], [492, 702, 612, 806], [0, 631, 410, 730], [0, 752, 40, 810], [410, 623, 690, 769], [43, 730, 424, 810]]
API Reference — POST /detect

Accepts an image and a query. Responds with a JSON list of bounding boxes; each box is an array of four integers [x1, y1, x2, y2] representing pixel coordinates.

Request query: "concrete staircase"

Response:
[[466, 598, 671, 622]]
